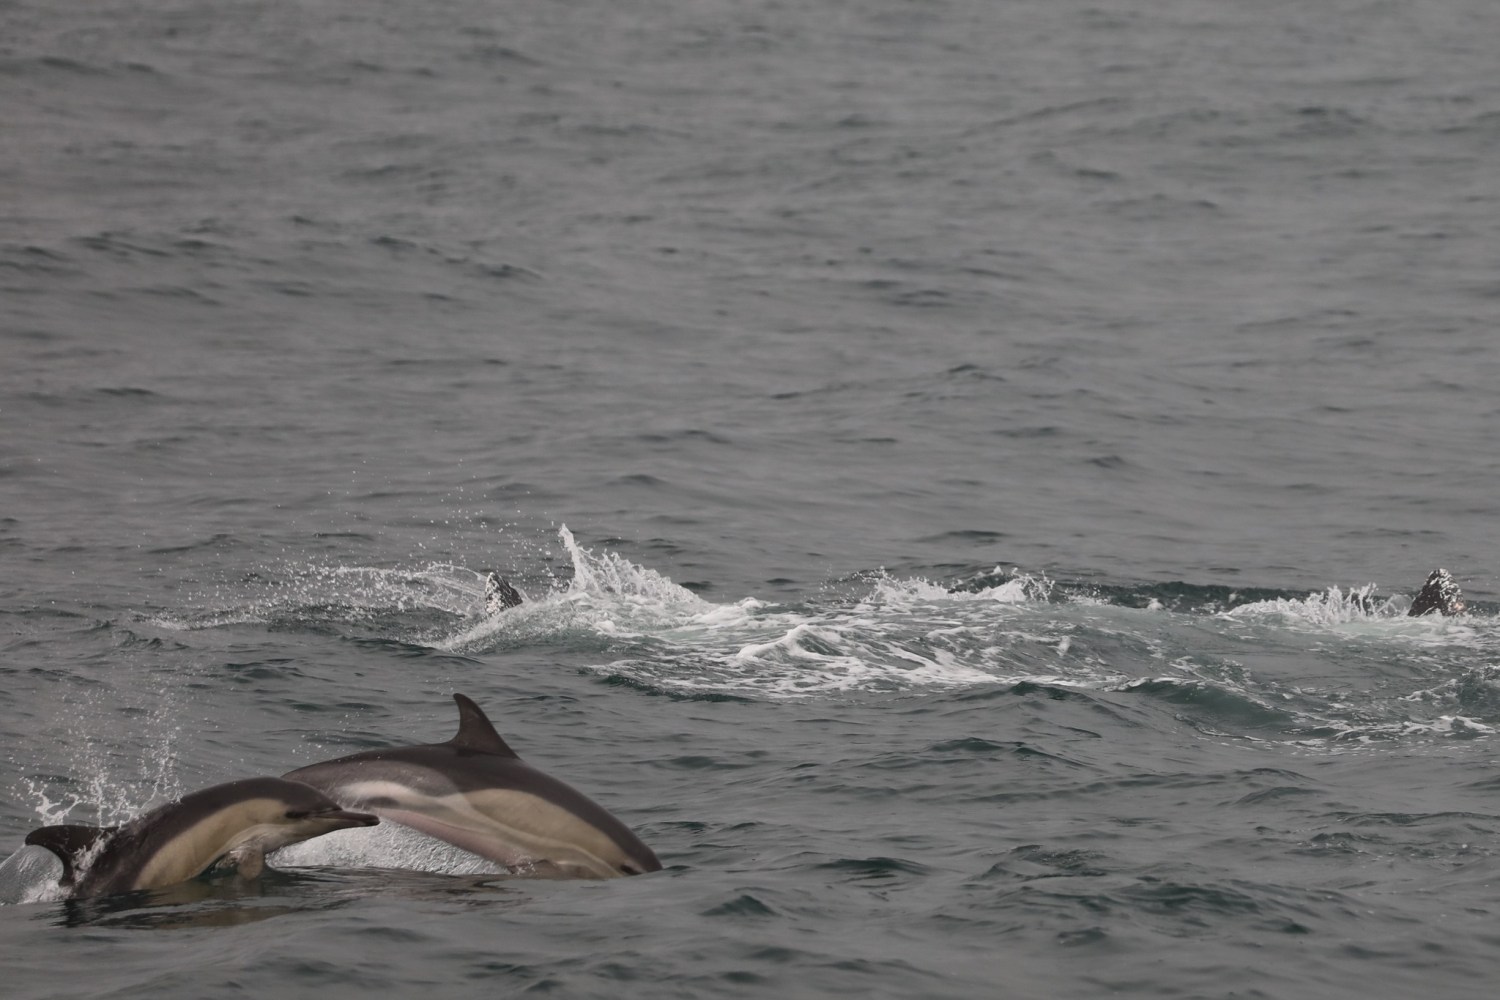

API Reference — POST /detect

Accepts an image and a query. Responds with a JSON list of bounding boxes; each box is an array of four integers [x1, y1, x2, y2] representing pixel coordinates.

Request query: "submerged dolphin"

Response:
[[484, 571, 524, 615], [1408, 568, 1465, 617], [25, 777, 378, 898], [283, 694, 662, 879]]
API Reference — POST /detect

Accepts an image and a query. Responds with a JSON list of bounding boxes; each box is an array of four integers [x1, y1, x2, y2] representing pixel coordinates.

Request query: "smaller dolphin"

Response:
[[484, 571, 524, 615], [1408, 568, 1466, 617], [283, 694, 662, 879], [24, 777, 377, 898]]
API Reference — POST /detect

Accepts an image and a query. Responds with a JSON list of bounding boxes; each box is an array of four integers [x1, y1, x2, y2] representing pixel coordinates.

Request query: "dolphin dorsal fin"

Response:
[[24, 824, 116, 886], [448, 693, 520, 757], [1409, 568, 1466, 617], [484, 572, 524, 614]]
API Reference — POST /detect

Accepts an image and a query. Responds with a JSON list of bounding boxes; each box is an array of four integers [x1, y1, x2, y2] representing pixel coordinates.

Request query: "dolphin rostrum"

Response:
[[1408, 568, 1465, 617], [282, 694, 662, 879], [24, 777, 378, 898]]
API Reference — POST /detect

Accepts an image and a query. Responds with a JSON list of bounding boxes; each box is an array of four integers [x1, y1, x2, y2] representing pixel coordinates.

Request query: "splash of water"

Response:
[[143, 529, 1500, 732], [272, 820, 505, 876], [1222, 583, 1394, 625]]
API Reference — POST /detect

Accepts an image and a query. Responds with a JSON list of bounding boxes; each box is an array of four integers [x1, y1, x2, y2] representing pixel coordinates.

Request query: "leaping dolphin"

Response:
[[24, 777, 378, 898], [1408, 568, 1465, 617], [282, 694, 662, 879]]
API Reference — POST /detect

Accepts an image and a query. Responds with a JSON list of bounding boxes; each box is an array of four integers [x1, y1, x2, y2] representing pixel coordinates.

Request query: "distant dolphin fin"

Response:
[[484, 572, 524, 615], [24, 824, 117, 886], [448, 693, 521, 758], [1408, 568, 1465, 617]]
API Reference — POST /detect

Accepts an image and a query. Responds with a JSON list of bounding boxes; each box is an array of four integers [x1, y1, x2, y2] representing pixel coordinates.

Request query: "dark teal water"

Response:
[[3, 1, 1499, 997]]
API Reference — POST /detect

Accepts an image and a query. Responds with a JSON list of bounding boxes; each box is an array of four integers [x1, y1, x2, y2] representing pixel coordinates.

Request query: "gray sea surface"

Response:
[[3, 1, 1499, 997]]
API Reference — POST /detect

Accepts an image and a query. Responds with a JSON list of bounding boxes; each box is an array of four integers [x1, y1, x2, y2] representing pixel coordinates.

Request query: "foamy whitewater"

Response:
[[14, 528, 1494, 903]]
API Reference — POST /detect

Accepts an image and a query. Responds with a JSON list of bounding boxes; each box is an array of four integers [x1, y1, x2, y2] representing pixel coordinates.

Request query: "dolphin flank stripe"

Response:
[[132, 799, 289, 889], [328, 779, 627, 870]]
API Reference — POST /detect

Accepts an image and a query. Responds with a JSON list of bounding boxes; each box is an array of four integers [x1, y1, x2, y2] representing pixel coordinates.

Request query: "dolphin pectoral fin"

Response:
[[25, 824, 117, 887], [484, 572, 524, 615], [515, 860, 585, 880], [1409, 568, 1465, 617], [223, 845, 266, 879]]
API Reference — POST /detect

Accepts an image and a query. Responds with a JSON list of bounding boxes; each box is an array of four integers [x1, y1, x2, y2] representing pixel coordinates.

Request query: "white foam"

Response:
[[157, 561, 493, 633], [142, 529, 1499, 720], [535, 557, 1085, 698], [272, 821, 503, 876], [1222, 583, 1390, 625]]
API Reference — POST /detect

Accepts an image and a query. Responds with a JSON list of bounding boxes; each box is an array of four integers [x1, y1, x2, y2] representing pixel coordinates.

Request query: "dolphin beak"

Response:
[[326, 809, 379, 828], [293, 808, 378, 829]]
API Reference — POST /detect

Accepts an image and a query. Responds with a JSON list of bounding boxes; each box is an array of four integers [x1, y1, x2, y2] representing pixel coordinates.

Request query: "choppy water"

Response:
[[4, 0, 1499, 997]]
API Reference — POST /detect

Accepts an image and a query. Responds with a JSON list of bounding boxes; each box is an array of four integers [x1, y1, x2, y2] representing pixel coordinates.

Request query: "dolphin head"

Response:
[[256, 780, 381, 848], [131, 778, 379, 887], [206, 781, 378, 878]]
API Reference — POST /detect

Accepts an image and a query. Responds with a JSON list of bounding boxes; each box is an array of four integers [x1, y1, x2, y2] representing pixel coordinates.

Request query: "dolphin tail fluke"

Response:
[[1408, 568, 1465, 617], [24, 824, 116, 886], [484, 572, 524, 615]]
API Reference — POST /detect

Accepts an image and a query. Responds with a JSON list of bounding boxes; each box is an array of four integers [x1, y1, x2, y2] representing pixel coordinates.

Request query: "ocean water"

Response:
[[3, 0, 1499, 996]]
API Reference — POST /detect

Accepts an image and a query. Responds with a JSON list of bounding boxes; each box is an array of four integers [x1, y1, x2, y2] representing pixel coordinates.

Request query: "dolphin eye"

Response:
[[284, 809, 310, 819]]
